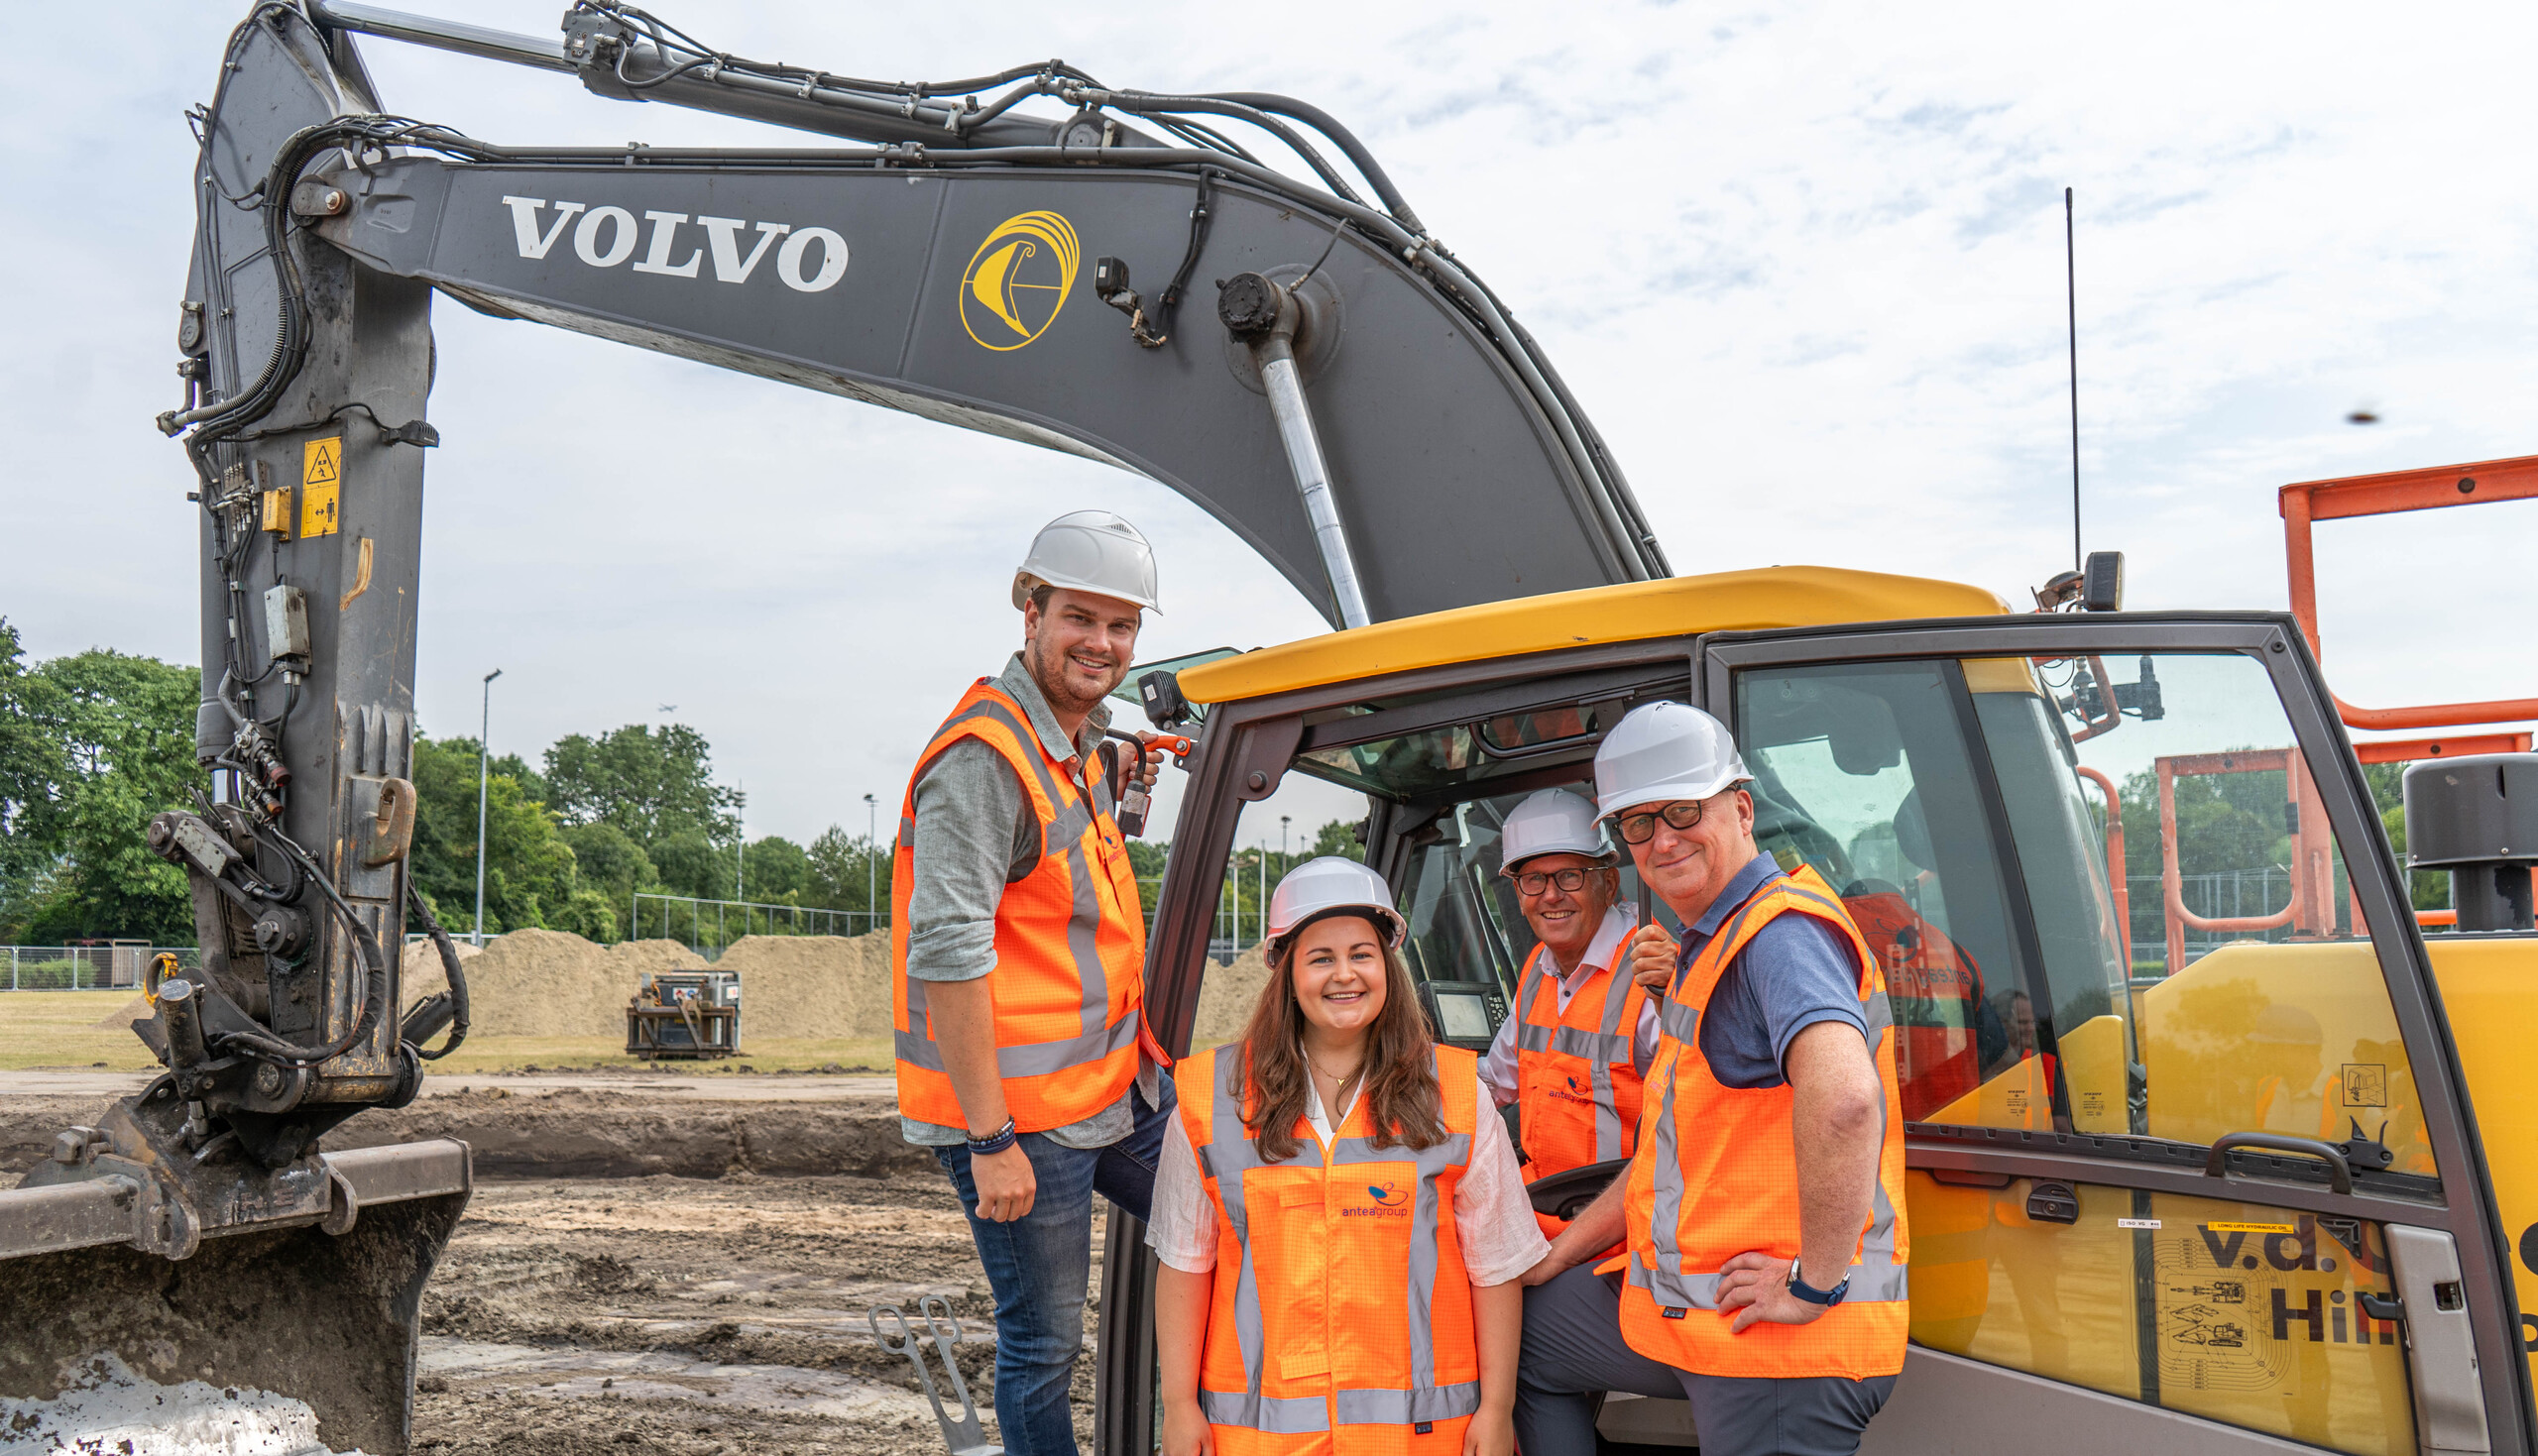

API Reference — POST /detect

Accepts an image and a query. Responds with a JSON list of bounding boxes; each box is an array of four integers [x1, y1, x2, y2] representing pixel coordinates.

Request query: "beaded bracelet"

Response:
[[966, 1118, 1018, 1156]]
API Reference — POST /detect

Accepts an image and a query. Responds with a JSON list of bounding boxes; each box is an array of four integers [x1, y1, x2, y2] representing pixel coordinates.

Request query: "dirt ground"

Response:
[[4, 1075, 1105, 1455]]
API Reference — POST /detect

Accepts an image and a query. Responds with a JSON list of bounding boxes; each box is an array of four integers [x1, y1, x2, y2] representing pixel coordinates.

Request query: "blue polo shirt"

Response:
[[1679, 854, 1869, 1090]]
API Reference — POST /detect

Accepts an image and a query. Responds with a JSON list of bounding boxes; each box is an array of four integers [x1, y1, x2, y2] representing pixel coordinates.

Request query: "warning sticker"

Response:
[[300, 436, 342, 538], [2205, 1221, 2298, 1235], [2341, 1064, 2388, 1108]]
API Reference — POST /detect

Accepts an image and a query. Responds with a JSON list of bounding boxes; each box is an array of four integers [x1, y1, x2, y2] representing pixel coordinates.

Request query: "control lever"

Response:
[[869, 1297, 999, 1456], [1103, 728, 1196, 839]]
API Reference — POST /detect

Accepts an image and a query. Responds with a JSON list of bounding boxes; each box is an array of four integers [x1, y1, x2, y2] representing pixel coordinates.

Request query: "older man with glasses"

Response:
[[1514, 703, 1909, 1456], [1479, 790, 1672, 1232]]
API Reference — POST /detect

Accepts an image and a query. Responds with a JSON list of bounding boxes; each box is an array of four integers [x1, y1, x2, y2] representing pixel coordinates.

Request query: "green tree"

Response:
[[561, 822, 658, 920], [742, 835, 810, 902], [806, 825, 891, 922], [0, 620, 58, 918], [648, 829, 732, 900], [1310, 818, 1367, 862], [544, 724, 739, 845], [408, 733, 612, 940], [7, 648, 202, 943]]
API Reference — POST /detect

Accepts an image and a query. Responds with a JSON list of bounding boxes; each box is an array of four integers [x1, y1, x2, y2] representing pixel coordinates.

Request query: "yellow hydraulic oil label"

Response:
[[300, 437, 342, 537], [2203, 1221, 2298, 1235]]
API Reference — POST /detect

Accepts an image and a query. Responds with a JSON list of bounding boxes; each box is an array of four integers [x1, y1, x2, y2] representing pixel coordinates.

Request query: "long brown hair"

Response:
[[1237, 919, 1444, 1164]]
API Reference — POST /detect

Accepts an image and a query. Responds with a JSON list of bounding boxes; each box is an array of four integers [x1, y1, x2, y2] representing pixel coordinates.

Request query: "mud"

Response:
[[1, 1080, 1101, 1455]]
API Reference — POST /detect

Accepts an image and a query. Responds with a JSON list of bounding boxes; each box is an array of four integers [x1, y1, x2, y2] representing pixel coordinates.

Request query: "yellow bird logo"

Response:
[[960, 211, 1079, 351]]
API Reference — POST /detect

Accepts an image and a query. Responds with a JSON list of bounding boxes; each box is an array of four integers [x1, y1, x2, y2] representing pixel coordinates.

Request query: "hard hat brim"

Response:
[[1502, 846, 1621, 875], [1267, 903, 1408, 960], [1012, 570, 1161, 615]]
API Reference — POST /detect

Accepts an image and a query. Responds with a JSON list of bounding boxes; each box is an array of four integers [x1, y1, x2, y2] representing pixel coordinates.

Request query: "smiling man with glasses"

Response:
[[1514, 703, 1909, 1456], [1478, 789, 1671, 1228]]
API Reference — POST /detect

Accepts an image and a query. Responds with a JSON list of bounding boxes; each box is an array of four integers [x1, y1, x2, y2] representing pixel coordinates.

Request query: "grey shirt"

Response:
[[900, 654, 1135, 1149]]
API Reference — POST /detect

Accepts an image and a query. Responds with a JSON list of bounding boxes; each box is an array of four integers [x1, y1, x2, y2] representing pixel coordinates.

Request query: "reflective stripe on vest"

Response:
[[890, 681, 1145, 1132], [1619, 864, 1910, 1379], [1509, 940, 1646, 1173], [1178, 1044, 1484, 1438]]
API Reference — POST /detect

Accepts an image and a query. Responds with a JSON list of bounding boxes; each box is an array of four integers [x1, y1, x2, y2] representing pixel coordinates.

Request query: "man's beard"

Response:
[[1027, 637, 1124, 717]]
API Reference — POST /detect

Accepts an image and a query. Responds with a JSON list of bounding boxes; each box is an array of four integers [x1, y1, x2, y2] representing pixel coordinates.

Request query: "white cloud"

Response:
[[3, 1, 2529, 847]]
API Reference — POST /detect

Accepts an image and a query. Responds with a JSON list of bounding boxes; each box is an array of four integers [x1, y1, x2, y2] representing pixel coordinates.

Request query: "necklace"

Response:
[[1304, 1049, 1362, 1091]]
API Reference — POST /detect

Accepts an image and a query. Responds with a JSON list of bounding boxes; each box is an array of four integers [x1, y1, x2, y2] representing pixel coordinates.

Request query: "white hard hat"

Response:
[[1499, 788, 1612, 872], [1265, 856, 1407, 956], [1593, 702, 1750, 821], [1012, 509, 1161, 613]]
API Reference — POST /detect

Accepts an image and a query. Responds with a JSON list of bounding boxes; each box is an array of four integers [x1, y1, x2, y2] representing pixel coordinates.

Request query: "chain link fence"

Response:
[[2, 946, 200, 991]]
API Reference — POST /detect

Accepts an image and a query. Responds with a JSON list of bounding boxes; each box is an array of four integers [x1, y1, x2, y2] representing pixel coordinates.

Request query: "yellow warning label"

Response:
[[2203, 1221, 2297, 1235], [300, 437, 342, 537]]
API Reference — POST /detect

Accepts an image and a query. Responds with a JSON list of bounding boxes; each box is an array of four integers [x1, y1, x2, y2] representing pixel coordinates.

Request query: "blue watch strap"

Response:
[[1787, 1260, 1849, 1306]]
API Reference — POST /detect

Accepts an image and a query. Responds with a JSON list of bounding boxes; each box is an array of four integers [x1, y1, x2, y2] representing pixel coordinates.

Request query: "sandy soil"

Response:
[[4, 1074, 1106, 1455]]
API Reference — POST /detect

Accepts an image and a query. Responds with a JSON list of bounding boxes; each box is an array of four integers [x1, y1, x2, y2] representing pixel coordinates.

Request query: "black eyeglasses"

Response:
[[1615, 799, 1708, 845], [1509, 866, 1605, 896]]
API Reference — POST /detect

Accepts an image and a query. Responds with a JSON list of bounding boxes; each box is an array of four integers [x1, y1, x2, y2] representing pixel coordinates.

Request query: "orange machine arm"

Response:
[[2281, 454, 2538, 730]]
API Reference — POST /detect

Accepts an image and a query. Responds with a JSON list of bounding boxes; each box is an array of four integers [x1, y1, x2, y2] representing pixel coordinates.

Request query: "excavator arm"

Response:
[[2, 4, 1667, 1451]]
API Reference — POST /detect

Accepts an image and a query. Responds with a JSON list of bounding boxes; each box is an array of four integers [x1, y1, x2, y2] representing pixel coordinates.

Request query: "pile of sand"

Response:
[[399, 929, 894, 1040], [91, 995, 154, 1031], [1190, 943, 1274, 1045]]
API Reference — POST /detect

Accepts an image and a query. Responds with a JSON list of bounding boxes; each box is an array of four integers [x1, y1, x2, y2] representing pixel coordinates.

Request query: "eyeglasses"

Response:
[[1510, 866, 1604, 896], [1615, 799, 1709, 845]]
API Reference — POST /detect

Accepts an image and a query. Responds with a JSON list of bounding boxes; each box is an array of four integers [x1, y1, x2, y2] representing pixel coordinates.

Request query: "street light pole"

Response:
[[863, 793, 877, 935], [474, 668, 502, 947]]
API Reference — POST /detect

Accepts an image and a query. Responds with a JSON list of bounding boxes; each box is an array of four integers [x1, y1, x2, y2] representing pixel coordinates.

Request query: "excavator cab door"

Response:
[[1696, 612, 2529, 1456]]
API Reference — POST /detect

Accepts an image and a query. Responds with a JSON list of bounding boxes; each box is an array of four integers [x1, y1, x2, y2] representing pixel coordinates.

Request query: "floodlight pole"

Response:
[[864, 793, 878, 934], [474, 668, 502, 946]]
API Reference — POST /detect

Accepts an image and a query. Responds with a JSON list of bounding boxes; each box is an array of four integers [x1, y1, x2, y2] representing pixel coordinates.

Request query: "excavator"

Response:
[[0, 4, 2529, 1454]]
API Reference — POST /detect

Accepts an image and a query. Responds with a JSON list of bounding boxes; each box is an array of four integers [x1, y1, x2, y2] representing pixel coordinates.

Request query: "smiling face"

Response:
[[1022, 586, 1142, 720], [1510, 851, 1619, 970], [1628, 787, 1760, 927], [1286, 914, 1390, 1044]]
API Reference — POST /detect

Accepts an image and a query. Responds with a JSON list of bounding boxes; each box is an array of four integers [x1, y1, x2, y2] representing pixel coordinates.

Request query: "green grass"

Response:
[[0, 990, 160, 1071]]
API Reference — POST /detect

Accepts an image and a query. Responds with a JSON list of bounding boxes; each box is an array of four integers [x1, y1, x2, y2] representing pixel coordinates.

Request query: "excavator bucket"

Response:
[[0, 1124, 469, 1454]]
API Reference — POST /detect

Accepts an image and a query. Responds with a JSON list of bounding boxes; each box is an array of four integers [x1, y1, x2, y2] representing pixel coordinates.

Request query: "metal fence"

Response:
[[2126, 866, 2297, 977], [2, 946, 200, 991], [629, 893, 886, 959]]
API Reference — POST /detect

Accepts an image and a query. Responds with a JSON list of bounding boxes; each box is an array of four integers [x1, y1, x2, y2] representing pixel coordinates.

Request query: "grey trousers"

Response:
[[1514, 1265, 1898, 1456]]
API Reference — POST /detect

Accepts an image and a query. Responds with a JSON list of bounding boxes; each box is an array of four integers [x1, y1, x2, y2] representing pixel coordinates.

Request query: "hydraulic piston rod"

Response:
[[1220, 273, 1372, 629]]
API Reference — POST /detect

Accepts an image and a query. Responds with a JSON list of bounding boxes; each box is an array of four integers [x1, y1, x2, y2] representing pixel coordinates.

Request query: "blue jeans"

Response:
[[932, 1077, 1176, 1456]]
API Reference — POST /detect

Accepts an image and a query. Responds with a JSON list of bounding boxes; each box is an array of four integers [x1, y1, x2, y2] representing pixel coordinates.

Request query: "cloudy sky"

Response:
[[6, 2, 2532, 851]]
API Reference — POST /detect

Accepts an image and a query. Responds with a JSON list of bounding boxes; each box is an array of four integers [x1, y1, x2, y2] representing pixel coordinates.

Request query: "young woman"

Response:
[[1147, 856, 1547, 1456]]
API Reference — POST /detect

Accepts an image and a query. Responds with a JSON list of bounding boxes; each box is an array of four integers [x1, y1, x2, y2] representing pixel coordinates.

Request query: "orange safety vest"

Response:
[[1843, 890, 1983, 1122], [1177, 1042, 1483, 1454], [891, 678, 1147, 1133], [1608, 864, 1910, 1379], [1510, 940, 1648, 1179]]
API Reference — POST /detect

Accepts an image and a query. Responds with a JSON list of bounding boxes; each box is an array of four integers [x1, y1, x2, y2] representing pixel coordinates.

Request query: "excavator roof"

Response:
[[1176, 565, 2011, 705]]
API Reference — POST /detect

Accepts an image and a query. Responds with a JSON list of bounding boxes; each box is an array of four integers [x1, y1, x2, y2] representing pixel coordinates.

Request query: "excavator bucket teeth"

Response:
[[0, 1139, 469, 1456]]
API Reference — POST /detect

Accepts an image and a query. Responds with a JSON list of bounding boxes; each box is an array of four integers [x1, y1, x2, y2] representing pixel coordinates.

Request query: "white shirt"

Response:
[[1145, 1060, 1550, 1288], [1478, 903, 1661, 1108]]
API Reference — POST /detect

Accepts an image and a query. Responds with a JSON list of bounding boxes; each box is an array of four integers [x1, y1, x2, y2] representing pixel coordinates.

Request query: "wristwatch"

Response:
[[1786, 1259, 1851, 1307]]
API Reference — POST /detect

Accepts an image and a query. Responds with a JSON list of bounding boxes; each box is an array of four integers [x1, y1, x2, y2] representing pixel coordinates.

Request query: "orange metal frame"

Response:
[[2281, 452, 2538, 731], [2153, 749, 2338, 975]]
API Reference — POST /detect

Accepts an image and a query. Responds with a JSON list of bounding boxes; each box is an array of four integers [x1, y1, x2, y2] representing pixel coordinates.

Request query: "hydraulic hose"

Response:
[[404, 879, 472, 1061]]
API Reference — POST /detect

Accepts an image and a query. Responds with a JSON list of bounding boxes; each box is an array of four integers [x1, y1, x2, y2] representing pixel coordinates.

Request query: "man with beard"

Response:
[[890, 510, 1172, 1456]]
